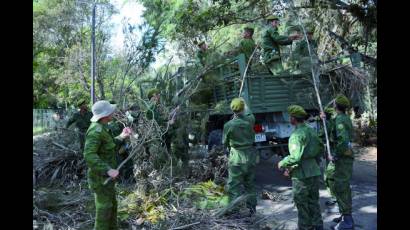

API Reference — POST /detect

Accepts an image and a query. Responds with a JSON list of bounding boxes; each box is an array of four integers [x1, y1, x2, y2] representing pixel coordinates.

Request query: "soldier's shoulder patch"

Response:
[[337, 124, 344, 130], [95, 126, 102, 132]]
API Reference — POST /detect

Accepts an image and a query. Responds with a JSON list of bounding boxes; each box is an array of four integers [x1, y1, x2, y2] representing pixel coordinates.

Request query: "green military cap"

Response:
[[266, 15, 280, 21], [287, 105, 308, 118], [335, 94, 350, 107], [147, 88, 160, 99], [244, 26, 254, 33], [230, 97, 245, 112], [324, 107, 335, 114]]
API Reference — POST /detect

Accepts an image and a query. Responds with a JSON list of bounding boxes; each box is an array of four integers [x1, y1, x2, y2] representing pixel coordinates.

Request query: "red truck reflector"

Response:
[[253, 124, 263, 133]]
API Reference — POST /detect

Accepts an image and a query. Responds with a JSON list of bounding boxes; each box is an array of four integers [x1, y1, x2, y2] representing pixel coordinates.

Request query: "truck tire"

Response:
[[208, 129, 223, 152]]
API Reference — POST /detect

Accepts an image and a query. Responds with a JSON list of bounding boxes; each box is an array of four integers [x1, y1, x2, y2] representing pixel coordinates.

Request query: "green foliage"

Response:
[[181, 180, 229, 209]]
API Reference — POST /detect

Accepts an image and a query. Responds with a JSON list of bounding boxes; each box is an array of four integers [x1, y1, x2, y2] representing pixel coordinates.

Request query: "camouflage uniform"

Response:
[[223, 100, 257, 212], [84, 122, 125, 230], [294, 38, 318, 73], [326, 112, 354, 215], [237, 38, 256, 63], [66, 110, 93, 151], [197, 49, 209, 66], [318, 109, 337, 201], [279, 105, 323, 230], [261, 26, 293, 75]]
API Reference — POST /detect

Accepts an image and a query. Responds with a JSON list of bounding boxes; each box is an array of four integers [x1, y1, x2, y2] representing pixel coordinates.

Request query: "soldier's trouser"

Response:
[[79, 133, 86, 152], [227, 163, 257, 210], [326, 157, 353, 214], [324, 159, 336, 198], [93, 184, 118, 230], [292, 176, 323, 229], [266, 60, 284, 76]]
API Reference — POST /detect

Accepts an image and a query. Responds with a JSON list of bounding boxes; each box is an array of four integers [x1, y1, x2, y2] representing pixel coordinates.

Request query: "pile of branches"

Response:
[[33, 129, 86, 187], [324, 64, 369, 99], [33, 187, 94, 229]]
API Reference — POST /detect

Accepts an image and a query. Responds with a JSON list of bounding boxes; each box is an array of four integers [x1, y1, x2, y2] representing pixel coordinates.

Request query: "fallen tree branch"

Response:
[[169, 221, 201, 230], [52, 142, 78, 154]]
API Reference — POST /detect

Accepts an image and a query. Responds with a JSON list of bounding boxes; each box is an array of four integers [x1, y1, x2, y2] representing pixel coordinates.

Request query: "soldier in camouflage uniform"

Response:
[[319, 107, 338, 207], [293, 26, 318, 74], [261, 15, 300, 76], [238, 27, 256, 62], [83, 100, 132, 230], [66, 99, 93, 152], [196, 41, 209, 66], [321, 95, 355, 230], [278, 105, 324, 230], [223, 98, 257, 215]]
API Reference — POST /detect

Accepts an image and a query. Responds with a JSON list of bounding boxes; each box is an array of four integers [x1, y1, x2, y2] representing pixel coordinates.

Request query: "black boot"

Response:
[[332, 215, 342, 223], [332, 215, 354, 230]]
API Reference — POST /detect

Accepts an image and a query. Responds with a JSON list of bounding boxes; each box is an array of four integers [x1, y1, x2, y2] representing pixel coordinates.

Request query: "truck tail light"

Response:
[[253, 124, 263, 133]]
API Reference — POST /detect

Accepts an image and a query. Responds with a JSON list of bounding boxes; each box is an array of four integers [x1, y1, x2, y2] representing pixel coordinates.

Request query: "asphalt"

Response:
[[251, 151, 377, 230]]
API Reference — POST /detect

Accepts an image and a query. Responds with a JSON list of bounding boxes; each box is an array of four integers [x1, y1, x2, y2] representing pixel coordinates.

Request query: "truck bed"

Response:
[[213, 73, 335, 114]]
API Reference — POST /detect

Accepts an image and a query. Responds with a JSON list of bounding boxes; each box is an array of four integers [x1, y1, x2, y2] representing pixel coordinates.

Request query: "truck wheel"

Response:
[[208, 129, 223, 152]]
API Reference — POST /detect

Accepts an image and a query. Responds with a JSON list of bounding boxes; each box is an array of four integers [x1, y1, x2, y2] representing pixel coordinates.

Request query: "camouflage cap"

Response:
[[266, 15, 280, 21], [335, 94, 350, 107], [287, 105, 308, 118], [230, 98, 245, 112], [324, 107, 335, 115], [244, 26, 254, 33], [147, 88, 160, 99]]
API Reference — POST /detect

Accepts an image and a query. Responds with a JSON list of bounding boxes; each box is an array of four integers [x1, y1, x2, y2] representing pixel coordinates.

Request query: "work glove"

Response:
[[119, 127, 132, 139]]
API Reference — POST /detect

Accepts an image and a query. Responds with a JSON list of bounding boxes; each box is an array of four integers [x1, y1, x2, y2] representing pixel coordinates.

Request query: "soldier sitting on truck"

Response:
[[261, 15, 301, 76]]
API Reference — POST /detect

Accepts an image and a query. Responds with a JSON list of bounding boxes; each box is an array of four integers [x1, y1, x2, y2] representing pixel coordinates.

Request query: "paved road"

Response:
[[252, 150, 377, 230]]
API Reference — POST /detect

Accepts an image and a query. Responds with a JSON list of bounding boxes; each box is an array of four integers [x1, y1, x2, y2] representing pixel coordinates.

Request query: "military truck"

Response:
[[204, 53, 362, 160]]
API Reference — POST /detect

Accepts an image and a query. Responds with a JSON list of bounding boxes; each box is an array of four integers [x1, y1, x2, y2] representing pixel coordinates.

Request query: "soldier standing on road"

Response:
[[319, 107, 338, 207], [278, 105, 324, 230], [66, 99, 93, 152], [223, 98, 257, 216], [83, 100, 132, 230], [321, 95, 355, 230]]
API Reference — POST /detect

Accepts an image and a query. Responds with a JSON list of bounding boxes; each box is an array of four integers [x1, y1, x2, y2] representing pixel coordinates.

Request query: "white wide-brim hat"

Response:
[[90, 100, 117, 122]]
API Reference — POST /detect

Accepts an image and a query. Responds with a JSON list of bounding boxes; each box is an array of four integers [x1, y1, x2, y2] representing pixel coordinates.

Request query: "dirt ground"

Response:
[[253, 145, 377, 230]]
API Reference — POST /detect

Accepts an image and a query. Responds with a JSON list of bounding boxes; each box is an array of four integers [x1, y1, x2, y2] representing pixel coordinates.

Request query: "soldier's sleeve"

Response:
[[279, 133, 305, 168], [145, 104, 155, 120], [83, 129, 112, 174], [271, 30, 292, 45], [66, 113, 77, 128], [222, 123, 231, 148], [335, 119, 349, 156], [244, 106, 255, 126]]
